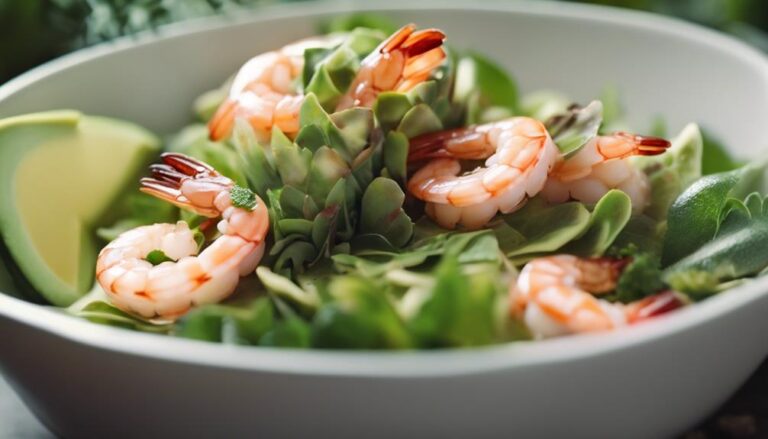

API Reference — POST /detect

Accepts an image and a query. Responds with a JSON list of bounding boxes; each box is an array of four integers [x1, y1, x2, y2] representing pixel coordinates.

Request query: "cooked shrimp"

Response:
[[541, 132, 670, 210], [335, 24, 446, 110], [407, 117, 559, 229], [510, 255, 683, 339], [96, 153, 269, 320], [209, 24, 446, 141], [208, 35, 340, 142]]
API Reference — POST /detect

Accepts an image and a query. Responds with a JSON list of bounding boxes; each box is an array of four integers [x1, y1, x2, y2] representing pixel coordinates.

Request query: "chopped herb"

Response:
[[615, 253, 664, 303], [230, 185, 258, 210], [145, 250, 173, 266]]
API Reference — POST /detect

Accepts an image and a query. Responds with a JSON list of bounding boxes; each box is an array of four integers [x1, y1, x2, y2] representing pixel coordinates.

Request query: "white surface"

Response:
[[0, 377, 49, 439], [1, 1, 768, 438]]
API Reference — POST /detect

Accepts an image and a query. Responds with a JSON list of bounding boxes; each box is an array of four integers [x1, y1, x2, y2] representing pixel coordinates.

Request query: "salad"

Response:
[[3, 14, 767, 349]]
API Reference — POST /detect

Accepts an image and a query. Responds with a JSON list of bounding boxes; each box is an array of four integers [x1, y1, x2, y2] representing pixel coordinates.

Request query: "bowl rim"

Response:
[[2, 0, 768, 378]]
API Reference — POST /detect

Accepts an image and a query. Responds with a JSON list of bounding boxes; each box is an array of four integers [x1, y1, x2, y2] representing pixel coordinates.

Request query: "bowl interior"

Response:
[[1, 1, 768, 366]]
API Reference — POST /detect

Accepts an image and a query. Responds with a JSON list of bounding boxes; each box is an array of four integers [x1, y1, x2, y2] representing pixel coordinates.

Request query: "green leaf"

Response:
[[277, 218, 313, 238], [273, 240, 318, 275], [304, 57, 344, 109], [565, 190, 632, 257], [611, 214, 666, 257], [701, 129, 741, 175], [636, 124, 703, 221], [501, 199, 592, 257], [229, 185, 257, 210], [306, 146, 350, 204], [256, 266, 320, 312], [664, 194, 768, 283], [407, 258, 498, 347], [598, 84, 629, 132], [279, 186, 319, 220], [300, 93, 333, 128], [661, 168, 742, 266], [360, 177, 413, 247], [145, 249, 173, 266], [454, 52, 519, 122], [382, 131, 409, 185], [259, 316, 312, 348], [330, 107, 374, 158], [311, 276, 412, 349], [272, 129, 312, 187], [176, 298, 274, 345], [74, 301, 170, 334], [374, 92, 413, 132], [396, 104, 443, 139], [545, 101, 603, 157], [294, 124, 327, 152], [521, 90, 571, 122], [231, 120, 281, 199]]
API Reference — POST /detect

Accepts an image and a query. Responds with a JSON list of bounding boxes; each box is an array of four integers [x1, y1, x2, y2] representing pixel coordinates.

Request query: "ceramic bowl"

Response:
[[2, 1, 768, 437]]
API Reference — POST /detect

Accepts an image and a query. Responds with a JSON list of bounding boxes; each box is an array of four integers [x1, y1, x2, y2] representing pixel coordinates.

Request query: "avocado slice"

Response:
[[0, 111, 160, 306]]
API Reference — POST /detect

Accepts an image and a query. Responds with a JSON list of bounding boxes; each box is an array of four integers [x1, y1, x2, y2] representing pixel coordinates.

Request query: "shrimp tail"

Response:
[[208, 98, 238, 141], [389, 25, 447, 92], [614, 132, 671, 155], [140, 153, 225, 217]]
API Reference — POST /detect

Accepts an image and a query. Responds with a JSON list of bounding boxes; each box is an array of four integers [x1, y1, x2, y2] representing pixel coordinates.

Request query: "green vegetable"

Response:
[[359, 178, 413, 247], [454, 52, 519, 124], [615, 253, 664, 303], [176, 298, 274, 345], [312, 276, 412, 349], [564, 190, 632, 257], [407, 258, 499, 347], [256, 266, 320, 312], [661, 165, 759, 266], [145, 250, 173, 266], [302, 28, 385, 110], [521, 90, 571, 122], [501, 199, 591, 258], [664, 193, 768, 285], [701, 129, 741, 175], [545, 101, 603, 157], [334, 229, 499, 277], [74, 301, 170, 334], [230, 185, 258, 210]]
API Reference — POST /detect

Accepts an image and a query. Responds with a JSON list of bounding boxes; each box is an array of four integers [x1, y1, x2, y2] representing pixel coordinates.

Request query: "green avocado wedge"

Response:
[[0, 111, 160, 306]]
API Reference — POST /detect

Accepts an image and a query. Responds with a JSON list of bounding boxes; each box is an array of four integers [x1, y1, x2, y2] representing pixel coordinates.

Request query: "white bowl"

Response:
[[2, 1, 768, 437]]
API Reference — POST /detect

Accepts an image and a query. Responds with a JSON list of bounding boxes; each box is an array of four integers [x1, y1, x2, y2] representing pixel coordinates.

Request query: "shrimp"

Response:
[[335, 24, 446, 110], [541, 132, 670, 211], [207, 35, 340, 142], [208, 24, 446, 141], [95, 153, 269, 320], [406, 117, 559, 229], [510, 255, 684, 339]]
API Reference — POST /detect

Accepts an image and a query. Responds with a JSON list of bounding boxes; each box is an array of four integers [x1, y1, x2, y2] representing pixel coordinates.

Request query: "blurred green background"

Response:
[[2, 0, 768, 84]]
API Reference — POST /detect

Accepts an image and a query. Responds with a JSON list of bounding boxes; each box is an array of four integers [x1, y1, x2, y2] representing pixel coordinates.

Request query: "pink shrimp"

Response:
[[96, 153, 269, 320], [208, 24, 446, 141], [335, 24, 446, 110], [541, 132, 670, 210], [407, 117, 559, 229], [510, 255, 684, 339]]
